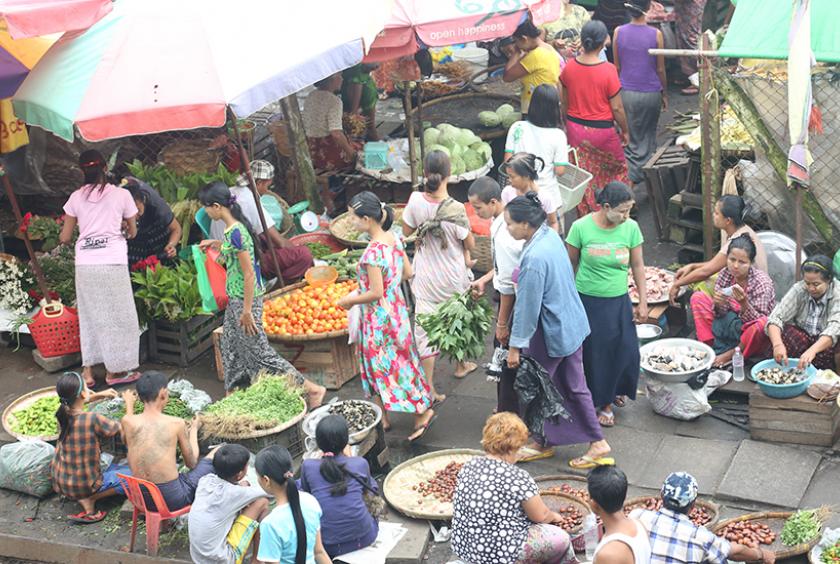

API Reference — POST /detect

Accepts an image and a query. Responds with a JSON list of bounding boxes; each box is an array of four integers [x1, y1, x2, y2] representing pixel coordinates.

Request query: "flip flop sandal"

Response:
[[568, 456, 616, 470], [408, 414, 438, 443], [454, 362, 478, 379], [680, 86, 699, 96], [68, 510, 107, 524], [516, 446, 555, 463], [105, 371, 141, 386], [597, 410, 615, 428], [613, 396, 627, 408]]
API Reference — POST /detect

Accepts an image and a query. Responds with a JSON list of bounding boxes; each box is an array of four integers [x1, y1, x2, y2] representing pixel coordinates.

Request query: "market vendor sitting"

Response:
[[122, 177, 182, 266], [303, 72, 358, 173], [208, 159, 313, 282], [690, 234, 775, 367], [122, 371, 216, 511], [670, 195, 768, 305], [51, 372, 131, 524], [766, 254, 840, 370]]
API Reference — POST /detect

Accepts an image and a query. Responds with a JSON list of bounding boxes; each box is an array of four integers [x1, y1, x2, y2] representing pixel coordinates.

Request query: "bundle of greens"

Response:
[[201, 372, 304, 438], [8, 396, 60, 437], [36, 245, 76, 306], [417, 290, 494, 363], [781, 508, 825, 546], [131, 260, 204, 324], [108, 397, 193, 420]]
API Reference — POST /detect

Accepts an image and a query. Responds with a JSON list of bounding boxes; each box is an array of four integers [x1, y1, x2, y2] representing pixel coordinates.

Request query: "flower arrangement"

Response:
[[0, 257, 35, 315], [18, 213, 76, 251], [131, 255, 161, 273]]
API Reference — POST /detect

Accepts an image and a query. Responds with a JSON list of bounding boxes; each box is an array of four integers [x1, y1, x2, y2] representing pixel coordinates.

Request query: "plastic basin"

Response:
[[750, 358, 816, 399], [304, 265, 338, 288]]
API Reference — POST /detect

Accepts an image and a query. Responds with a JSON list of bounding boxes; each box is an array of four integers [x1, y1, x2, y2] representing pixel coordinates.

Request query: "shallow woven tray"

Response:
[[409, 91, 519, 141], [2, 386, 59, 442], [624, 496, 720, 529], [540, 491, 592, 535], [535, 474, 591, 505], [263, 281, 350, 342], [712, 511, 823, 560], [329, 205, 413, 249], [201, 394, 307, 441], [383, 448, 483, 520]]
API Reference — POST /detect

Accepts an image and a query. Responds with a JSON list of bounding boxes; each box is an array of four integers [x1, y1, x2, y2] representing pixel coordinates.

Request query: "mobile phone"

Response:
[[720, 286, 734, 296]]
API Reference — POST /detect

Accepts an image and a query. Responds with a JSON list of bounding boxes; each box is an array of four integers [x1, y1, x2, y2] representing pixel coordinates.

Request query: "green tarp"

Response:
[[719, 0, 840, 62]]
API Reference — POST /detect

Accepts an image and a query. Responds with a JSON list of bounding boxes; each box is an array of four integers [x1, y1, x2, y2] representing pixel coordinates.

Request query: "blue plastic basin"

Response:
[[750, 359, 816, 399]]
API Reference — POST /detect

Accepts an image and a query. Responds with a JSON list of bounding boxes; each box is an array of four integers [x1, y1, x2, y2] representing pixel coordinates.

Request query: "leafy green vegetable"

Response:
[[781, 509, 822, 546], [131, 260, 205, 323], [821, 539, 840, 563], [9, 396, 60, 437], [417, 291, 494, 363], [36, 245, 76, 306], [321, 249, 364, 279], [203, 375, 304, 434], [305, 242, 334, 260], [111, 396, 193, 420]]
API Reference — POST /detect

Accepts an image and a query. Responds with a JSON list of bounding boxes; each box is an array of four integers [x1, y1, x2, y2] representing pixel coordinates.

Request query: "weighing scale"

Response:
[[287, 200, 319, 234]]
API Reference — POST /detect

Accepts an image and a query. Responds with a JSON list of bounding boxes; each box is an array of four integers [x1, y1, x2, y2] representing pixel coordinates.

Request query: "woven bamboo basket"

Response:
[[535, 474, 592, 506], [2, 387, 59, 442], [472, 233, 492, 273], [712, 511, 825, 560], [159, 139, 222, 175], [263, 281, 349, 343], [540, 491, 592, 535], [329, 204, 412, 249], [268, 120, 292, 158], [624, 496, 720, 529]]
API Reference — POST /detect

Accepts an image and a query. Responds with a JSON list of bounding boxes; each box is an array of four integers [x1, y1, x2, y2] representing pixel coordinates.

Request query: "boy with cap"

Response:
[[631, 472, 775, 564], [209, 159, 313, 282]]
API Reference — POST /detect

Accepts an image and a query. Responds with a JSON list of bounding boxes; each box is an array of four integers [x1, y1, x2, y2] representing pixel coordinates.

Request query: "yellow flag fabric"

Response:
[[0, 98, 29, 153]]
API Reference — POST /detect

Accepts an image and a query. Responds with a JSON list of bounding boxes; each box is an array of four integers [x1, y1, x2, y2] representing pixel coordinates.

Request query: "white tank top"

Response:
[[593, 519, 652, 564]]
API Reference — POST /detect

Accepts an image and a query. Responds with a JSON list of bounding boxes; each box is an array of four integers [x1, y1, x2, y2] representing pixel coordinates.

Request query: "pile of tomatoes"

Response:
[[263, 280, 357, 336]]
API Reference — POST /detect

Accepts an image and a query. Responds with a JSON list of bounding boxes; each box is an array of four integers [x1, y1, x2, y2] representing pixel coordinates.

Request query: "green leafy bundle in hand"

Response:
[[417, 290, 494, 363]]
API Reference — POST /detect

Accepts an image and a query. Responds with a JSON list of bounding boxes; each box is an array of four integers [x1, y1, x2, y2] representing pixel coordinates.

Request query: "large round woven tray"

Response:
[[624, 496, 720, 529], [263, 281, 350, 343], [383, 448, 482, 520], [329, 204, 413, 249], [410, 91, 519, 141], [540, 491, 592, 535], [535, 474, 592, 507], [202, 396, 307, 441], [712, 511, 823, 560], [2, 386, 59, 442]]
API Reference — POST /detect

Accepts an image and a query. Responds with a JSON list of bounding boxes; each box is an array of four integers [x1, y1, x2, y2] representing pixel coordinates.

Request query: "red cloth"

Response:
[[560, 59, 621, 122], [782, 324, 839, 370], [690, 291, 770, 359], [566, 120, 629, 216], [259, 240, 314, 282], [465, 202, 491, 236]]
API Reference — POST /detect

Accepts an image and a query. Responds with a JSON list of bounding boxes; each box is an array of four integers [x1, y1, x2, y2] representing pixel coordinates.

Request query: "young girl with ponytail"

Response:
[[51, 372, 130, 523], [336, 191, 435, 441], [300, 415, 379, 558], [198, 182, 325, 407], [255, 445, 331, 564], [500, 152, 561, 233]]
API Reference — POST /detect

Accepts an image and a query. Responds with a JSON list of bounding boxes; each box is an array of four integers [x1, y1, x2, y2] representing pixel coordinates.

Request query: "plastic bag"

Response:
[[757, 231, 806, 300], [192, 245, 228, 313], [810, 527, 840, 564], [645, 370, 731, 421], [348, 305, 362, 345], [0, 440, 55, 497]]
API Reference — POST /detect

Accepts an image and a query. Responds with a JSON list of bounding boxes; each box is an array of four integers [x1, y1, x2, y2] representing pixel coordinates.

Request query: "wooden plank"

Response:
[[750, 427, 838, 447], [680, 191, 704, 209], [749, 392, 838, 415], [749, 411, 835, 434]]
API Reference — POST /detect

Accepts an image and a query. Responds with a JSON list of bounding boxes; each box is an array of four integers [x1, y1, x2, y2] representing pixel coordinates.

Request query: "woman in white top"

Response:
[[587, 465, 652, 564], [504, 84, 570, 216]]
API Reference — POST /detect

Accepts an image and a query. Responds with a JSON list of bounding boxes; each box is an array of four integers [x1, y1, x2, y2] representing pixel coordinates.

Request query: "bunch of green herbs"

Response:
[[131, 260, 204, 324], [417, 290, 494, 363], [781, 508, 824, 546]]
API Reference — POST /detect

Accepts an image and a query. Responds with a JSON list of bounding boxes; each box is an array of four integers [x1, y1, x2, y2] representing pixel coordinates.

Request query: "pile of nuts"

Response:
[[544, 484, 592, 504], [624, 497, 713, 526], [717, 521, 776, 548], [552, 505, 584, 532], [413, 462, 463, 502]]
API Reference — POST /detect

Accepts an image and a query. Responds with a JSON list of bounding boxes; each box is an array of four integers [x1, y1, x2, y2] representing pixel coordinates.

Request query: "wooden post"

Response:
[[1, 170, 52, 301], [699, 33, 721, 259], [279, 94, 324, 214], [403, 81, 418, 188], [228, 107, 284, 288], [795, 185, 803, 279], [417, 81, 426, 173]]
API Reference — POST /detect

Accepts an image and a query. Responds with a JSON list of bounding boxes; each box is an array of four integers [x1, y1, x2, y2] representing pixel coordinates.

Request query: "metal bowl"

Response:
[[636, 323, 663, 345], [302, 399, 382, 445], [639, 338, 715, 383]]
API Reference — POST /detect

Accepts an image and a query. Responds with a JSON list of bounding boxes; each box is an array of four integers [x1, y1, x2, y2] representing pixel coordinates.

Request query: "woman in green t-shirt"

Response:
[[199, 182, 325, 407], [566, 182, 647, 427]]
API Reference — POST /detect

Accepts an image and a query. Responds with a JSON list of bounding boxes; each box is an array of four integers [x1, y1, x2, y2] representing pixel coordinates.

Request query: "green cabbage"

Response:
[[423, 128, 440, 146], [438, 128, 459, 149], [470, 141, 492, 161], [462, 149, 485, 172], [451, 155, 466, 176], [478, 111, 501, 127], [501, 111, 522, 129], [496, 103, 515, 117], [457, 128, 481, 147], [437, 123, 457, 135], [427, 144, 450, 157]]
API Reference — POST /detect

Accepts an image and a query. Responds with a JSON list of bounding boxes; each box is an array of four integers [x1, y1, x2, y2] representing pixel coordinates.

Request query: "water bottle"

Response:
[[732, 346, 745, 382], [583, 513, 599, 561]]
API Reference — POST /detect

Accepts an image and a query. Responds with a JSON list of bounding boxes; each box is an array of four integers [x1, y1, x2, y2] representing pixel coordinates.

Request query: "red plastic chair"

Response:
[[117, 473, 191, 557]]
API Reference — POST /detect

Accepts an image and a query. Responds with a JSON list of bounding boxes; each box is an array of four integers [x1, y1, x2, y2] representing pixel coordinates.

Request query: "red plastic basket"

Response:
[[289, 232, 346, 253], [28, 302, 81, 358]]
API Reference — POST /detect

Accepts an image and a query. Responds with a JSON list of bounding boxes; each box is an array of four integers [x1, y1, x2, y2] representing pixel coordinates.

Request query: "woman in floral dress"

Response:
[[337, 191, 435, 442]]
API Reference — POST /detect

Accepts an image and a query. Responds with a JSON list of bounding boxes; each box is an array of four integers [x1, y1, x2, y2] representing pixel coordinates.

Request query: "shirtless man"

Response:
[[122, 371, 215, 511]]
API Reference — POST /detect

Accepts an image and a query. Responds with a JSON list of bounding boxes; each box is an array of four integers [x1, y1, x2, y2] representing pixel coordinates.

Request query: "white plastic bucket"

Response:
[[452, 47, 489, 82]]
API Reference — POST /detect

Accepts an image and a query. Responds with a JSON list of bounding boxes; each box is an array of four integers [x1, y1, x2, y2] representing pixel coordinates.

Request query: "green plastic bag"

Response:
[[192, 245, 218, 313], [833, 250, 840, 279]]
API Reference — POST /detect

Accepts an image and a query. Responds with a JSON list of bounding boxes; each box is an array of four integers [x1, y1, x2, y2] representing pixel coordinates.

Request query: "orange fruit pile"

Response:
[[263, 280, 358, 336]]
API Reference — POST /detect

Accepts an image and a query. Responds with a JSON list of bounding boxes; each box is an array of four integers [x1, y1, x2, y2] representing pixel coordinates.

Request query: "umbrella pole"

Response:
[[417, 81, 425, 170], [403, 81, 418, 189], [795, 184, 803, 281], [228, 108, 285, 289], [0, 170, 52, 301]]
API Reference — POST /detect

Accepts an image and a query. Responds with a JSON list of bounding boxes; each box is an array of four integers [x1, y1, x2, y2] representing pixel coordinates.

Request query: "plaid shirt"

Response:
[[51, 412, 120, 499], [768, 280, 840, 343], [632, 508, 731, 564], [714, 267, 775, 323], [237, 160, 274, 187]]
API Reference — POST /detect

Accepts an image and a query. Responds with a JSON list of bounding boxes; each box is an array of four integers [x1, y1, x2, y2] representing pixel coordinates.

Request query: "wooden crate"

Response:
[[270, 335, 358, 390], [642, 144, 691, 240], [148, 312, 223, 367], [749, 392, 840, 447]]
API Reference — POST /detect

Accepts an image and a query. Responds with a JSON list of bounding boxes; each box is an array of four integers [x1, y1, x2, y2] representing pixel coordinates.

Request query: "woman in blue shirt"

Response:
[[300, 415, 379, 558], [505, 192, 613, 470], [255, 446, 331, 564]]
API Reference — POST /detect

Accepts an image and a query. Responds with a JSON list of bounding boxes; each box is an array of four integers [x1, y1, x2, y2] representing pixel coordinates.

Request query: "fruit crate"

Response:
[[148, 311, 223, 367]]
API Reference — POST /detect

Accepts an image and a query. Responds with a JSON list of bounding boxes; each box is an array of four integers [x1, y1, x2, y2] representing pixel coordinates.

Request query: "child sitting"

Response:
[[189, 444, 270, 564]]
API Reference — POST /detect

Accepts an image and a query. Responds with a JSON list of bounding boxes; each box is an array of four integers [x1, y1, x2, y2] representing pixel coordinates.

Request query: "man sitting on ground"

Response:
[[587, 465, 651, 564], [189, 444, 270, 564], [122, 371, 215, 511], [632, 472, 775, 564]]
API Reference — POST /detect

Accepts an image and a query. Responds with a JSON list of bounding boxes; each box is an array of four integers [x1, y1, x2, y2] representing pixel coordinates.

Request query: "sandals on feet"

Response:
[[68, 510, 107, 524], [516, 446, 555, 463], [598, 410, 615, 427], [105, 371, 141, 386], [408, 413, 437, 442], [568, 456, 616, 470]]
